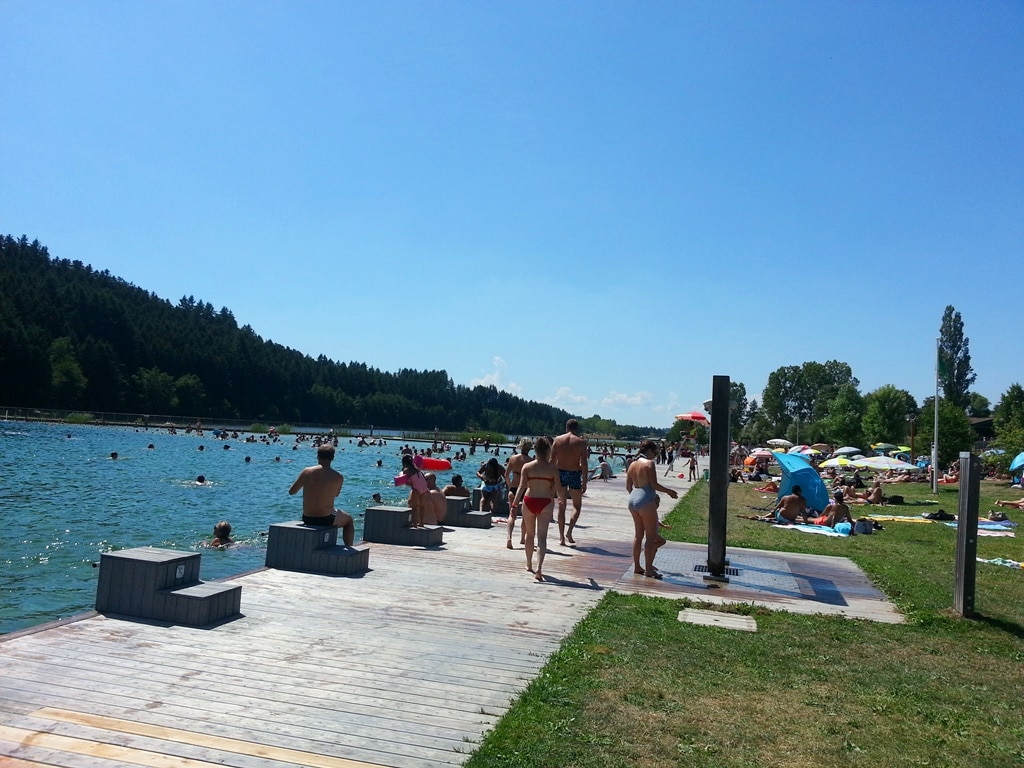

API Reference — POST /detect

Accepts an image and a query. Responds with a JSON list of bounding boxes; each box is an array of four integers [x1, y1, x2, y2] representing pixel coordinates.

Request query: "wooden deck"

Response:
[[0, 463, 901, 767]]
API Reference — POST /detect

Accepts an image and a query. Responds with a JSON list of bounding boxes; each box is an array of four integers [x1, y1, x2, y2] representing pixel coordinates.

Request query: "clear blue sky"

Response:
[[2, 2, 1021, 428]]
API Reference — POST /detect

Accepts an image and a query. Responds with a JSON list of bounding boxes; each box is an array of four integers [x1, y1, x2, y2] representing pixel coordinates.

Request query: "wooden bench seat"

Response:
[[444, 496, 493, 528], [265, 521, 370, 576], [363, 505, 444, 546], [95, 547, 241, 627]]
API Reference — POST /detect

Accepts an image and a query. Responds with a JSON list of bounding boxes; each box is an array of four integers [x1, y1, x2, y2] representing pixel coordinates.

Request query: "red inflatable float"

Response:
[[413, 455, 452, 471]]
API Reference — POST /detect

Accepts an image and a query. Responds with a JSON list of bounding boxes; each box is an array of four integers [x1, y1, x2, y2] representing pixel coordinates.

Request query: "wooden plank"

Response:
[[33, 708, 417, 768], [0, 724, 239, 768]]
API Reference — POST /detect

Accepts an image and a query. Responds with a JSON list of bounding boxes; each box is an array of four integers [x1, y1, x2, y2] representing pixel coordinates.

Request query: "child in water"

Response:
[[211, 520, 234, 547]]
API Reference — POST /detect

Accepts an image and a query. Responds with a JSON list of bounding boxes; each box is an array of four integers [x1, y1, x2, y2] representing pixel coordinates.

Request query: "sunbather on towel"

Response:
[[995, 497, 1024, 509], [760, 485, 808, 524], [818, 490, 854, 529]]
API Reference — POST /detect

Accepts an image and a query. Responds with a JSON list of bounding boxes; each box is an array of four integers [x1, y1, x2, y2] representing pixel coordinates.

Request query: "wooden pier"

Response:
[[0, 462, 901, 767]]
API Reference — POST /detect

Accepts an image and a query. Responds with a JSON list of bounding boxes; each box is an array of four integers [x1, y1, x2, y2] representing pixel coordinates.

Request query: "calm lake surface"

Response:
[[1, 421, 530, 635]]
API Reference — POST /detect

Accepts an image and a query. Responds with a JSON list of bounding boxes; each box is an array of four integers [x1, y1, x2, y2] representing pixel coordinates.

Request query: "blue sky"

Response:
[[2, 2, 1021, 428]]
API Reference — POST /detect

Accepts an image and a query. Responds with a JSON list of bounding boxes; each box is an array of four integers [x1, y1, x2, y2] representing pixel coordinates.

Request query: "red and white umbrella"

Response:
[[675, 411, 710, 425]]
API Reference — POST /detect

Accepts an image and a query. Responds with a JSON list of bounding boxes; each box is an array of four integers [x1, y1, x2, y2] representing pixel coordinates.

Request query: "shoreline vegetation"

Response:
[[465, 478, 1024, 767]]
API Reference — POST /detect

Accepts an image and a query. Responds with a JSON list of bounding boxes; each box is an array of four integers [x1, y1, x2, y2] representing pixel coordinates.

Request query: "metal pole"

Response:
[[932, 337, 940, 493], [953, 452, 980, 617], [706, 375, 730, 581]]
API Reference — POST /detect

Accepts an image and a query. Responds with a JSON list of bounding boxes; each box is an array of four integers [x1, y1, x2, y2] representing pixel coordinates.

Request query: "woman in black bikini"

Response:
[[511, 436, 562, 582]]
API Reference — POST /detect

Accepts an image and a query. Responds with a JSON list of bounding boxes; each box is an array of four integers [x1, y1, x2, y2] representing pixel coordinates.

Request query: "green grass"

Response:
[[465, 477, 1024, 768], [63, 412, 96, 424]]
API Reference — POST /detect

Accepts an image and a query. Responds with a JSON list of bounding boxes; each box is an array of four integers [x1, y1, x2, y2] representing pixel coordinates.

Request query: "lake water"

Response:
[[1, 421, 552, 635]]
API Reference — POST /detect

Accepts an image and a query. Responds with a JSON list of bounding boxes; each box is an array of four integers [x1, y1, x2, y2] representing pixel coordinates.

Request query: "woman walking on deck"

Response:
[[511, 436, 561, 582], [627, 440, 678, 579]]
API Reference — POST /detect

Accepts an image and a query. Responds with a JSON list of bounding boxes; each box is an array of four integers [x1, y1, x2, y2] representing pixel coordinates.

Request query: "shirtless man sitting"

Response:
[[551, 418, 589, 545], [762, 485, 808, 524], [442, 474, 471, 497], [288, 444, 355, 546]]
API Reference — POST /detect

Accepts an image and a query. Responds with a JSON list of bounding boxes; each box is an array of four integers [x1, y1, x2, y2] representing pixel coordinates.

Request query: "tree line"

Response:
[[2, 235, 662, 436], [668, 307, 1024, 471]]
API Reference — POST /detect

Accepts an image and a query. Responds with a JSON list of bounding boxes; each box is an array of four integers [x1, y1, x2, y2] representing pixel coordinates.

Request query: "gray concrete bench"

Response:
[[95, 547, 241, 626], [363, 505, 444, 546], [265, 521, 370, 576], [444, 496, 493, 528], [472, 488, 509, 517]]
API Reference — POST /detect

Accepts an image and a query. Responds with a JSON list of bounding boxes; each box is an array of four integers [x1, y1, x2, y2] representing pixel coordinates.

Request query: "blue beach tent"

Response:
[[1009, 451, 1024, 473], [774, 452, 829, 513]]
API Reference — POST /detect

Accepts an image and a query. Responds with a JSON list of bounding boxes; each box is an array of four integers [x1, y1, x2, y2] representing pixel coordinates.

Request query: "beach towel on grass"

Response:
[[780, 524, 848, 537], [943, 520, 1017, 537], [864, 515, 937, 523], [977, 557, 1024, 570]]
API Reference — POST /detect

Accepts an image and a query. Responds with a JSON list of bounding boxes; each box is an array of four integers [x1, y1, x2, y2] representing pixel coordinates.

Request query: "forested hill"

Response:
[[0, 235, 590, 434]]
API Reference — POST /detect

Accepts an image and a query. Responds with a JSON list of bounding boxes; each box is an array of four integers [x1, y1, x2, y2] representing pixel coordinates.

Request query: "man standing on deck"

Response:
[[288, 444, 355, 546], [551, 418, 588, 546]]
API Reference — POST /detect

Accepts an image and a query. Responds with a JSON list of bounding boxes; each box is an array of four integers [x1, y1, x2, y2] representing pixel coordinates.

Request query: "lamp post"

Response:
[[907, 415, 916, 461]]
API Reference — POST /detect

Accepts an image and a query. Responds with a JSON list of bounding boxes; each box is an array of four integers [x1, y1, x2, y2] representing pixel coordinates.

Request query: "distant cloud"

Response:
[[601, 390, 652, 408], [650, 392, 681, 414], [545, 386, 592, 410], [470, 357, 522, 394]]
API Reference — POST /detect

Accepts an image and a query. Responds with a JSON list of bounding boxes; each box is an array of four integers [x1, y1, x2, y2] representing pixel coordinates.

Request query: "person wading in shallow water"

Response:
[[289, 444, 355, 545], [551, 418, 588, 546]]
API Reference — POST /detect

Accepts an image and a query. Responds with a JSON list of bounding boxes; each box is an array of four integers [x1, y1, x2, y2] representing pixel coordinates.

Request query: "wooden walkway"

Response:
[[0, 463, 901, 768]]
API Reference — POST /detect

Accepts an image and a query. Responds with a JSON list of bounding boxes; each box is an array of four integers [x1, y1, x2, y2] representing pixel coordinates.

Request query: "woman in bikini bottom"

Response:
[[627, 485, 657, 512], [523, 494, 551, 514], [512, 437, 558, 582]]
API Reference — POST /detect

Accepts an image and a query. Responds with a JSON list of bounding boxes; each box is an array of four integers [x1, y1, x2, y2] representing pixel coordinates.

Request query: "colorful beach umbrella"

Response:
[[852, 456, 920, 472], [832, 446, 863, 457], [1010, 452, 1024, 472], [767, 438, 793, 448], [675, 411, 710, 424], [820, 456, 853, 468]]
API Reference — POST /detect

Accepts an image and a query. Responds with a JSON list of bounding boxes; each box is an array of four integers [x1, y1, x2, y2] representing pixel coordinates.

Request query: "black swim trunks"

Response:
[[302, 513, 335, 526]]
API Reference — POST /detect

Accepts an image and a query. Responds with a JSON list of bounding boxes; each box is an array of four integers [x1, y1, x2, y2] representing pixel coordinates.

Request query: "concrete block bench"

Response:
[[95, 547, 241, 627], [265, 521, 370, 576], [363, 505, 444, 546], [444, 496, 493, 528], [471, 488, 509, 517]]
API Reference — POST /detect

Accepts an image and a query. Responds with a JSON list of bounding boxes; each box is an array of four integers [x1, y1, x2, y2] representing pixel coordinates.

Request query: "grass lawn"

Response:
[[465, 476, 1024, 768]]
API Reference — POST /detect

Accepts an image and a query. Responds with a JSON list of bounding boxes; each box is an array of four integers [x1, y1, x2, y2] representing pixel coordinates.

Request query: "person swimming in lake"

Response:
[[211, 520, 234, 547]]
